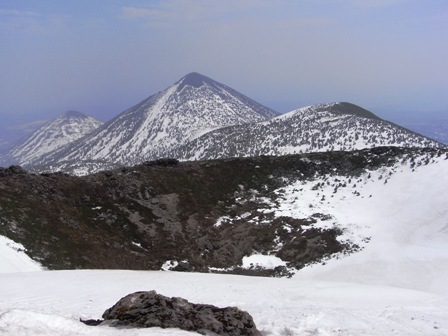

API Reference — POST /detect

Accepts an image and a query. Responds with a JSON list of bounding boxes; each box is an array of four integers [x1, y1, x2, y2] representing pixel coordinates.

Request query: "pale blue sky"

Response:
[[1, 0, 447, 133]]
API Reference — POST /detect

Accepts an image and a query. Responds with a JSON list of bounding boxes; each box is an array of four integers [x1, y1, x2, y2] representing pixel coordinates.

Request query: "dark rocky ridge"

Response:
[[1, 147, 446, 275]]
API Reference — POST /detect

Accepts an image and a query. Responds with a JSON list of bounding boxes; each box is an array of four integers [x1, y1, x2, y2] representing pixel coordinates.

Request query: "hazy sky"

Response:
[[1, 0, 447, 131]]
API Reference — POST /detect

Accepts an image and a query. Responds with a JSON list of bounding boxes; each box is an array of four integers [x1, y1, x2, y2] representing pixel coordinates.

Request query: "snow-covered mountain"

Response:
[[34, 72, 277, 170], [171, 102, 445, 161], [20, 75, 444, 175], [2, 111, 102, 166]]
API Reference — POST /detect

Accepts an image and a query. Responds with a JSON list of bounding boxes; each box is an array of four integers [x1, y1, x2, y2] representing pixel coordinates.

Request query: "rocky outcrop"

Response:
[[0, 165, 27, 177], [94, 291, 261, 335]]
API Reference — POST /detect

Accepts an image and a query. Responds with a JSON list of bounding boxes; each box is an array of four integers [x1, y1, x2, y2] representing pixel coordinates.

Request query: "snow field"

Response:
[[0, 270, 447, 335], [285, 156, 448, 296]]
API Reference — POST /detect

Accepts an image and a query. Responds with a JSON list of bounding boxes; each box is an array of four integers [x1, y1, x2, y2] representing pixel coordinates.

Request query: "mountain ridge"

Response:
[[2, 73, 444, 176], [0, 146, 446, 276], [170, 102, 444, 161]]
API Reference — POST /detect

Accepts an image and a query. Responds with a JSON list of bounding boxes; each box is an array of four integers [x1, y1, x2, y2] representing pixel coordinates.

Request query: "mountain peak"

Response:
[[178, 72, 215, 89]]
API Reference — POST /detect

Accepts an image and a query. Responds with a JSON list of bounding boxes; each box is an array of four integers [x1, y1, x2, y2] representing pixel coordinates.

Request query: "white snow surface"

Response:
[[1, 154, 448, 335], [273, 154, 448, 296], [0, 269, 447, 335], [0, 236, 44, 273], [242, 254, 286, 269]]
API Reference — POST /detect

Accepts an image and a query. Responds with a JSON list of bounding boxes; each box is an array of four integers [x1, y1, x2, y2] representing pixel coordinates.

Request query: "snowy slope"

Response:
[[0, 236, 43, 273], [271, 148, 448, 295], [35, 73, 277, 169], [172, 102, 444, 161], [1, 150, 447, 335], [6, 111, 102, 166]]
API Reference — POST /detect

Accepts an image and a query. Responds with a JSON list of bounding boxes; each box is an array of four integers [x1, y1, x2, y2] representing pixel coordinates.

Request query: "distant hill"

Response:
[[170, 102, 444, 161], [1, 111, 102, 167]]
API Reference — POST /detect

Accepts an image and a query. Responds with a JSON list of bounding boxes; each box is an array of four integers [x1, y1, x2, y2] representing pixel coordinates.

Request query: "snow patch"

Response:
[[0, 236, 44, 273], [213, 216, 231, 228], [242, 254, 286, 269]]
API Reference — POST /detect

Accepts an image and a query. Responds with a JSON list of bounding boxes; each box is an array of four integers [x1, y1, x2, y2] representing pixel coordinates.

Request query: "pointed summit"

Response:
[[178, 72, 213, 89], [174, 72, 277, 120]]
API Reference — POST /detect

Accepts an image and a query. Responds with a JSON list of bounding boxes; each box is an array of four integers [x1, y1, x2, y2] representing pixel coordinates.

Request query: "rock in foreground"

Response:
[[100, 290, 261, 335]]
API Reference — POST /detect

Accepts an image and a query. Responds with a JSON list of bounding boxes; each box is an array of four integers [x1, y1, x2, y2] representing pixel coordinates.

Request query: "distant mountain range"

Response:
[[0, 72, 445, 175]]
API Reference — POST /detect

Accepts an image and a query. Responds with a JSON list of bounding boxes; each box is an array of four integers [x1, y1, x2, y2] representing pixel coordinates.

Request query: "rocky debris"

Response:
[[79, 318, 102, 326], [143, 158, 179, 167], [96, 290, 262, 335], [0, 165, 28, 177]]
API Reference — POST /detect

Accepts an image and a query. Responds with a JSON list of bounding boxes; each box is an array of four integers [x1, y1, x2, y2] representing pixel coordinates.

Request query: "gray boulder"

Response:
[[100, 290, 261, 335]]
